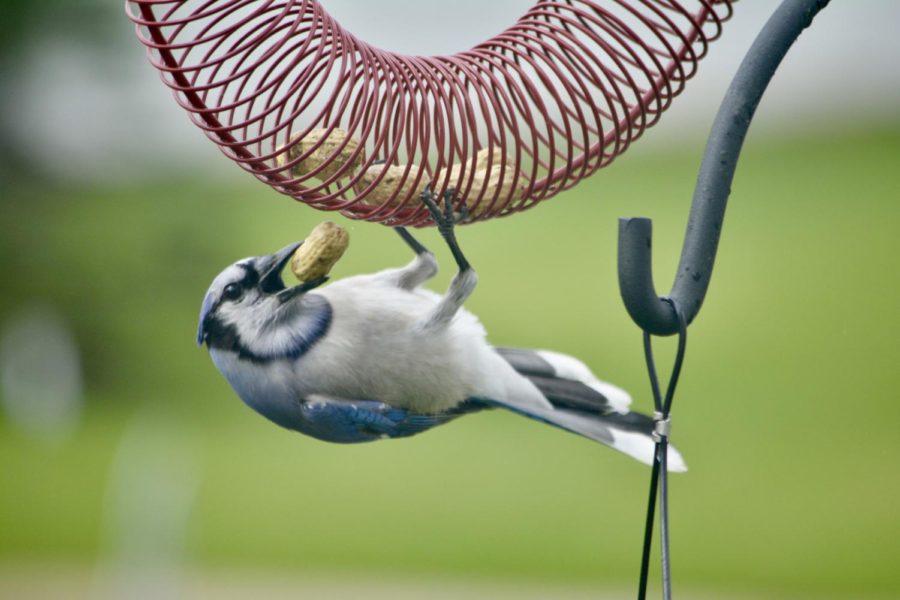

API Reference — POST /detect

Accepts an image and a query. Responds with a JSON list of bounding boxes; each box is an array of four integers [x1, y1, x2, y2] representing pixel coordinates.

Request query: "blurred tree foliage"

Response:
[[1, 0, 114, 53], [0, 0, 116, 179]]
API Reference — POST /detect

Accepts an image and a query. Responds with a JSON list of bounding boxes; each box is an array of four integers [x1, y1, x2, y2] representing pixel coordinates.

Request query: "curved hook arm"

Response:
[[618, 0, 831, 336]]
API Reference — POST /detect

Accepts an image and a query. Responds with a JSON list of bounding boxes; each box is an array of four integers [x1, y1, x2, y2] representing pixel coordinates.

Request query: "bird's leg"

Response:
[[383, 227, 438, 290], [394, 226, 430, 256], [419, 186, 478, 330]]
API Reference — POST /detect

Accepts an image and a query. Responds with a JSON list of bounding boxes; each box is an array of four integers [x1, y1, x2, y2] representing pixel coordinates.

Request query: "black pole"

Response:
[[618, 0, 832, 336]]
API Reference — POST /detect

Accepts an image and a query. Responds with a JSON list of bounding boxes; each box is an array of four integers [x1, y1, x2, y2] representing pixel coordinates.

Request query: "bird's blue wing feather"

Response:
[[296, 396, 477, 443]]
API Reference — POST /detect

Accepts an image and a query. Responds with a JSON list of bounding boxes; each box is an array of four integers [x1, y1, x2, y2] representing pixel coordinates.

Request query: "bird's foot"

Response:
[[420, 185, 470, 271], [420, 185, 460, 236]]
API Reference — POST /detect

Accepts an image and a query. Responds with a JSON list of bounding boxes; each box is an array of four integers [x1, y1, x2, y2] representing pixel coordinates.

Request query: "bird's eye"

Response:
[[223, 283, 243, 301]]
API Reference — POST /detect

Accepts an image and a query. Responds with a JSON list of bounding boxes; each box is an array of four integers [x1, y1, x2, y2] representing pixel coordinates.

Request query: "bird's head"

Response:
[[197, 242, 330, 359]]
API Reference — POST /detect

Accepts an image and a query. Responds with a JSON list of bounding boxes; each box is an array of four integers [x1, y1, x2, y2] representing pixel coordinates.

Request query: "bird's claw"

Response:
[[420, 183, 471, 272], [455, 195, 470, 223], [421, 185, 464, 238]]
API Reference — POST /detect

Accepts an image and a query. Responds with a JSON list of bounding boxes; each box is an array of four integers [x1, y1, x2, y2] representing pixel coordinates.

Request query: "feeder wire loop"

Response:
[[126, 0, 735, 226], [637, 297, 687, 600]]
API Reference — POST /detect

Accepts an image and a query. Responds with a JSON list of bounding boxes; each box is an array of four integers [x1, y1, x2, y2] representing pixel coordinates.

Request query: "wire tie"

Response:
[[652, 411, 672, 442]]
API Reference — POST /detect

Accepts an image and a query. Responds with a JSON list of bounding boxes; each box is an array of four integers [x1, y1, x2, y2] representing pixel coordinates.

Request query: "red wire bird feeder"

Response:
[[127, 0, 734, 226]]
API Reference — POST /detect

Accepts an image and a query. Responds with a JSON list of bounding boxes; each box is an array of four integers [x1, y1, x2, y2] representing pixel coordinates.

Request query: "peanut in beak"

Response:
[[290, 221, 350, 282]]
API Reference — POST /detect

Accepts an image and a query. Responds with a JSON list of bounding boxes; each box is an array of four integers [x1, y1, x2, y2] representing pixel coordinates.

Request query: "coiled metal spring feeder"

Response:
[[127, 0, 832, 596]]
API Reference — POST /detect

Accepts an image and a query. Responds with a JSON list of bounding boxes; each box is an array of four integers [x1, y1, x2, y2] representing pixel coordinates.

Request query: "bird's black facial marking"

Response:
[[202, 314, 242, 354], [197, 264, 261, 346], [236, 264, 260, 289], [205, 294, 334, 364]]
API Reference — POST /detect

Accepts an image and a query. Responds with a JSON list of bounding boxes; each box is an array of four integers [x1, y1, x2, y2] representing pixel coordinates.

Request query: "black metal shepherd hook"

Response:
[[620, 1, 832, 598]]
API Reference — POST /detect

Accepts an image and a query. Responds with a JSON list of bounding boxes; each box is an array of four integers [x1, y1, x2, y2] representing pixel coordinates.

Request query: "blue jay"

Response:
[[197, 189, 685, 470]]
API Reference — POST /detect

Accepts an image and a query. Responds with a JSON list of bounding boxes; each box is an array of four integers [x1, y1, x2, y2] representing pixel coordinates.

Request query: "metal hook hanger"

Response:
[[617, 0, 832, 336]]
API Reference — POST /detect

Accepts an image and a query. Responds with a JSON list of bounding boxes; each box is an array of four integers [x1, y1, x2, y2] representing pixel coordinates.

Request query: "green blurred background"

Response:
[[1, 1, 898, 599]]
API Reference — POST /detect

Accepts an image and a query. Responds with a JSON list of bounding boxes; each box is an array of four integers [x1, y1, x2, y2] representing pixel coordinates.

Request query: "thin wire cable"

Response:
[[637, 297, 687, 600]]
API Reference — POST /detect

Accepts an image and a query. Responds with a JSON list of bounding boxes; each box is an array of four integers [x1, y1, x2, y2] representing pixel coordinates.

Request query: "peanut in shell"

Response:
[[290, 221, 349, 282], [277, 128, 363, 181]]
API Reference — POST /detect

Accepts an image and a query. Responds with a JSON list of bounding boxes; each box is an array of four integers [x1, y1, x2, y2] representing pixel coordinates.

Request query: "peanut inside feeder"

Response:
[[277, 128, 363, 181]]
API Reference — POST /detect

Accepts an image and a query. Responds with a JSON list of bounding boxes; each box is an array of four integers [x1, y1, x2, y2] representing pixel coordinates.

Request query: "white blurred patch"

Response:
[[0, 305, 83, 442], [92, 408, 200, 600]]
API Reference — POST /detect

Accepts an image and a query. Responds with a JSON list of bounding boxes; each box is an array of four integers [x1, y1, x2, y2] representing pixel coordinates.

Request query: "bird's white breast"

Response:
[[294, 275, 506, 413]]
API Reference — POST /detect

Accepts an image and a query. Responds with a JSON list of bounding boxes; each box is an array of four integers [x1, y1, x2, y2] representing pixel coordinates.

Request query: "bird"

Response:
[[197, 188, 685, 471]]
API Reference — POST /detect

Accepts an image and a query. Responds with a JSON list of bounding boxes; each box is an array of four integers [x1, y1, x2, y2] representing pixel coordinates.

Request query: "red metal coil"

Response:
[[127, 0, 734, 226]]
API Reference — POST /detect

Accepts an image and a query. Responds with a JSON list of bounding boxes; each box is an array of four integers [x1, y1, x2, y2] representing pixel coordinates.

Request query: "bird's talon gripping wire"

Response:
[[451, 189, 470, 223], [420, 185, 444, 225], [420, 184, 470, 272], [443, 188, 455, 224]]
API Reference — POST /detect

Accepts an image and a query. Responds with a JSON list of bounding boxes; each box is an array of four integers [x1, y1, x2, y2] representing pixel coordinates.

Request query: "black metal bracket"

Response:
[[626, 2, 833, 599], [618, 0, 832, 336]]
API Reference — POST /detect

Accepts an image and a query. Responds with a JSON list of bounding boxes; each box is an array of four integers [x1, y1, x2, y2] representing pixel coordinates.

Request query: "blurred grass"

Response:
[[1, 124, 898, 597]]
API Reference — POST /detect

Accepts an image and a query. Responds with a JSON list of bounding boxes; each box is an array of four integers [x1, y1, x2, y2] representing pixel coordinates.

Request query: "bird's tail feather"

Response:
[[493, 347, 687, 472], [482, 398, 687, 472]]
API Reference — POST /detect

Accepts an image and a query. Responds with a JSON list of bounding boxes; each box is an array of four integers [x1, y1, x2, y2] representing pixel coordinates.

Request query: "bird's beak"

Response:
[[276, 275, 329, 304], [258, 242, 302, 294], [258, 241, 329, 302]]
